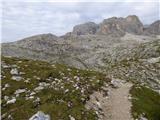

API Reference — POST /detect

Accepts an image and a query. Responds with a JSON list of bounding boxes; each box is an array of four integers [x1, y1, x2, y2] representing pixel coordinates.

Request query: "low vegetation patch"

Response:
[[1, 56, 110, 120], [130, 85, 160, 120]]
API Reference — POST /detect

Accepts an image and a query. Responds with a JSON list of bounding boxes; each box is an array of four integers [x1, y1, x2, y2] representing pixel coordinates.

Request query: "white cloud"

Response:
[[3, 0, 159, 2], [1, 1, 159, 42]]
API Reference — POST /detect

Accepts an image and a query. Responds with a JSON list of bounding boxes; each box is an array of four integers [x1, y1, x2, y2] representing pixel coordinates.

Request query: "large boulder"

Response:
[[29, 111, 50, 120]]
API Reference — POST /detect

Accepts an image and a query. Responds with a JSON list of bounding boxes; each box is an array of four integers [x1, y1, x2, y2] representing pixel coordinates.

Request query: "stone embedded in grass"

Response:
[[34, 86, 44, 92], [14, 89, 26, 95], [19, 72, 25, 75], [34, 97, 40, 103], [24, 79, 30, 83], [2, 64, 10, 68], [4, 83, 10, 88], [39, 82, 50, 87], [67, 68, 71, 71], [30, 91, 36, 96], [1, 113, 7, 119], [64, 89, 69, 93], [110, 79, 122, 88], [8, 115, 13, 120], [6, 98, 16, 104], [4, 96, 9, 101], [11, 76, 22, 81], [69, 115, 75, 120], [11, 64, 17, 68], [137, 113, 148, 120], [51, 64, 56, 68], [10, 68, 19, 75], [29, 111, 50, 120], [96, 101, 102, 109], [29, 96, 34, 99], [67, 101, 73, 108]]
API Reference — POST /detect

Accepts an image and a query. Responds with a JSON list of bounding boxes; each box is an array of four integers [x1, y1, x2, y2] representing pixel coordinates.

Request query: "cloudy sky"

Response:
[[1, 0, 159, 42]]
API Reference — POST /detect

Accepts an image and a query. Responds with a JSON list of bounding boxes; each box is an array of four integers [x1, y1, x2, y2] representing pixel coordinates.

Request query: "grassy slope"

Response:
[[1, 56, 110, 120], [2, 56, 160, 120], [130, 85, 160, 120]]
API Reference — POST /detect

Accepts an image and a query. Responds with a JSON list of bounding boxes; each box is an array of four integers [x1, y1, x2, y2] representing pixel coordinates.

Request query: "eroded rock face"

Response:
[[144, 20, 160, 35], [97, 17, 126, 36], [72, 22, 99, 35], [125, 15, 144, 34], [97, 15, 144, 36]]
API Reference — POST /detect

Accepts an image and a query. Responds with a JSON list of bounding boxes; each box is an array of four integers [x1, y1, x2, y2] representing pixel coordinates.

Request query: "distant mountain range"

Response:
[[2, 15, 160, 89], [64, 15, 160, 37]]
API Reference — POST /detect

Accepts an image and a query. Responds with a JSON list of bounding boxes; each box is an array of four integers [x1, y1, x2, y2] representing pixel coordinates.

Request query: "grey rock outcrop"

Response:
[[97, 15, 143, 36], [1, 15, 160, 89], [144, 20, 160, 35], [29, 111, 50, 120], [125, 15, 143, 34], [72, 22, 99, 35]]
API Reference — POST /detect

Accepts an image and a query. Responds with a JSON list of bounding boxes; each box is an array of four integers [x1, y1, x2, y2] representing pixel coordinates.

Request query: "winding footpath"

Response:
[[86, 80, 133, 120]]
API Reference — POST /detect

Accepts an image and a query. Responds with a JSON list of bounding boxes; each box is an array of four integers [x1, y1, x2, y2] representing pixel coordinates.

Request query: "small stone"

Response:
[[8, 114, 13, 120], [19, 72, 25, 75], [7, 98, 16, 104], [10, 68, 18, 75], [69, 115, 75, 120], [29, 96, 34, 99], [138, 114, 148, 120], [110, 79, 122, 88], [12, 76, 22, 81], [24, 79, 30, 83], [5, 83, 10, 88], [2, 113, 7, 119], [4, 96, 9, 101], [34, 86, 44, 92], [30, 92, 36, 96], [64, 89, 69, 93], [15, 89, 26, 95], [67, 101, 73, 108]]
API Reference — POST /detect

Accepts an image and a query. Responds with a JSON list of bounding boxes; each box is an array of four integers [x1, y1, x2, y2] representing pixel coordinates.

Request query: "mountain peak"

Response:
[[126, 15, 140, 22], [72, 22, 99, 35]]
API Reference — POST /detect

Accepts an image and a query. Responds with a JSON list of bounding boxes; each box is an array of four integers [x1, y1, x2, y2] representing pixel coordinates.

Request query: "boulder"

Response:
[[110, 79, 122, 88], [14, 89, 26, 95], [10, 68, 18, 75], [138, 114, 148, 120], [69, 115, 75, 120], [29, 111, 50, 120], [11, 76, 22, 81], [7, 98, 16, 104]]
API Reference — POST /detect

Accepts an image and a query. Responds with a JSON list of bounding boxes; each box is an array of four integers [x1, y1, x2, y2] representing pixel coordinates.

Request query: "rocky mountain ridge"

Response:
[[2, 15, 160, 89], [1, 15, 160, 120], [68, 15, 159, 36]]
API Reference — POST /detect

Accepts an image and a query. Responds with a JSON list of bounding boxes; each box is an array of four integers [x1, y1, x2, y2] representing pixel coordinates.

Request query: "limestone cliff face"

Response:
[[72, 22, 99, 35], [69, 15, 159, 37], [97, 15, 144, 36], [1, 15, 160, 89], [144, 20, 160, 35]]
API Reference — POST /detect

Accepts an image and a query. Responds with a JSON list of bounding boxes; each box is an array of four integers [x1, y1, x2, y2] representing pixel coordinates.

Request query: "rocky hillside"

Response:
[[2, 15, 160, 89], [1, 56, 109, 120], [1, 56, 160, 120]]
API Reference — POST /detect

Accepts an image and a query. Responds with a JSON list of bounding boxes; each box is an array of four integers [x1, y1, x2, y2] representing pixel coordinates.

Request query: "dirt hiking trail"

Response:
[[85, 80, 133, 120]]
